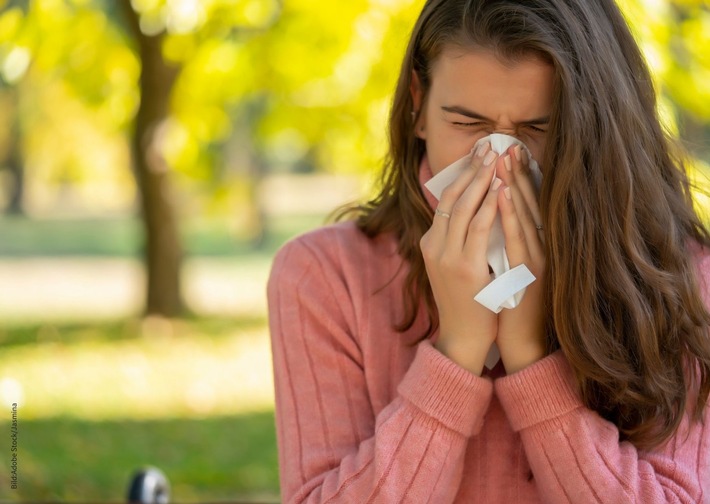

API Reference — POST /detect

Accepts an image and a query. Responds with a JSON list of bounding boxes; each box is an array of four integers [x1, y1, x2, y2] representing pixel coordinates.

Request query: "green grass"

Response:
[[0, 318, 276, 420], [0, 212, 334, 501], [0, 315, 267, 350], [0, 214, 328, 257], [0, 209, 339, 501], [0, 413, 279, 502], [0, 317, 280, 501]]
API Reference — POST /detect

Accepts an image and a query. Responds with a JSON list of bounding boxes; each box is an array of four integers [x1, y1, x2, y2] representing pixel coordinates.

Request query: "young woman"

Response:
[[267, 0, 710, 502]]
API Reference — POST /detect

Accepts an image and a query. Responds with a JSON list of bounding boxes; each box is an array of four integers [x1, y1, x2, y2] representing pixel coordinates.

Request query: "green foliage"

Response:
[[0, 0, 425, 217], [1, 0, 707, 216], [662, 3, 710, 121], [159, 0, 423, 179], [0, 0, 138, 208], [618, 0, 710, 124]]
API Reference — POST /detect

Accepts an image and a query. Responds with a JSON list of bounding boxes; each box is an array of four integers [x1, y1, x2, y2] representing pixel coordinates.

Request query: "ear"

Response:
[[409, 70, 427, 139]]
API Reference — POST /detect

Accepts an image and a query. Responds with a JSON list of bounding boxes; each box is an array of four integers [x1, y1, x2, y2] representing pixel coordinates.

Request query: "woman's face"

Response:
[[412, 46, 555, 175]]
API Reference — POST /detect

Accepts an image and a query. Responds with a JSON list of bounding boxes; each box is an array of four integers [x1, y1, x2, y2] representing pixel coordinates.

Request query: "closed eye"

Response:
[[452, 121, 486, 127], [527, 124, 547, 133]]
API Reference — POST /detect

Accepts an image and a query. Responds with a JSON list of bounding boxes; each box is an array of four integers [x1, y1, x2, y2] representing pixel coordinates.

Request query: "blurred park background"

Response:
[[0, 0, 707, 501]]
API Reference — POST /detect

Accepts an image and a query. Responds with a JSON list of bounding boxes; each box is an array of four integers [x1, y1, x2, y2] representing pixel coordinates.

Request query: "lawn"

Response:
[[0, 317, 281, 502], [0, 213, 329, 258], [0, 413, 279, 502], [0, 214, 332, 502]]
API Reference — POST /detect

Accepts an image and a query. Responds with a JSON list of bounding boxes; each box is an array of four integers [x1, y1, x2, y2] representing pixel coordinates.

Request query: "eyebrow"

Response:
[[441, 105, 550, 125]]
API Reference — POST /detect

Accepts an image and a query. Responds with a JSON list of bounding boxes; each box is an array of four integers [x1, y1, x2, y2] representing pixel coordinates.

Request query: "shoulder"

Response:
[[269, 220, 399, 288], [278, 220, 379, 257]]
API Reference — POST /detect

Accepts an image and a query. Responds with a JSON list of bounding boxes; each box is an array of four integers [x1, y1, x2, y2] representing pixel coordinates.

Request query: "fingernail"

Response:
[[492, 178, 502, 190], [483, 150, 497, 166], [504, 187, 512, 200], [503, 154, 512, 172], [514, 145, 521, 161], [477, 142, 490, 158]]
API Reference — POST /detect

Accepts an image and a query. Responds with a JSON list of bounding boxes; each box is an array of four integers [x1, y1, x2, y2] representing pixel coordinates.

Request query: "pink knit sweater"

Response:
[[267, 196, 710, 503]]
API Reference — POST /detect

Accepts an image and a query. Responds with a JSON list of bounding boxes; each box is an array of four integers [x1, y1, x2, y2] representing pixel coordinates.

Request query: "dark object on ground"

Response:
[[127, 466, 170, 504]]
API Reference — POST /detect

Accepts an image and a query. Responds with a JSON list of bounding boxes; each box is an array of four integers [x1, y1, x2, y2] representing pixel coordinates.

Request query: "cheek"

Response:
[[527, 140, 546, 170], [529, 146, 543, 163]]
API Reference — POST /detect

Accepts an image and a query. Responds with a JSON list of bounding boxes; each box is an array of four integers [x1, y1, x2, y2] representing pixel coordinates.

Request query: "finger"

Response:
[[514, 146, 543, 229], [496, 147, 542, 225], [504, 169, 545, 261], [497, 185, 531, 269], [461, 175, 502, 263], [426, 149, 481, 244], [436, 142, 493, 213], [444, 142, 498, 251], [496, 151, 544, 258]]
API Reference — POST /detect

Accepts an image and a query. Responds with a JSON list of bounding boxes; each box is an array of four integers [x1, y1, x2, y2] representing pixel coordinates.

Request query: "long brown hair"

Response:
[[337, 0, 710, 450]]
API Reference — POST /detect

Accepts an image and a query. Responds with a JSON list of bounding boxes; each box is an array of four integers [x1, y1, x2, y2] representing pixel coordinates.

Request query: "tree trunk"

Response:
[[6, 142, 24, 216], [2, 86, 25, 216], [120, 2, 184, 316]]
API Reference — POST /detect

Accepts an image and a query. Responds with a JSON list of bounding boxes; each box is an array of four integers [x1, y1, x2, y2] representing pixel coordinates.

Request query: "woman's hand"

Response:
[[494, 145, 547, 374], [420, 142, 503, 376]]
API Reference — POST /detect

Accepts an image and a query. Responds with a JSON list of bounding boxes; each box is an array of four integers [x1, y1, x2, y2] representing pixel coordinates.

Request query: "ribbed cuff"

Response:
[[398, 341, 493, 437], [494, 351, 582, 432]]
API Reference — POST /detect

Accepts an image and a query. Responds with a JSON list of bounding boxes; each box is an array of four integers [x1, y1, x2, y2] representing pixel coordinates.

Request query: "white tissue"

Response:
[[424, 134, 543, 370]]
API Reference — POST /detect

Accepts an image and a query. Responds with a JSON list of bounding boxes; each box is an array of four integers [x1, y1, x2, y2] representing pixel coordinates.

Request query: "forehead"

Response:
[[428, 46, 555, 118]]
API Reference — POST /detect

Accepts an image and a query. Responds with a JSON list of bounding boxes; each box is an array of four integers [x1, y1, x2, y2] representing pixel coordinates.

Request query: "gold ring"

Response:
[[435, 208, 451, 219]]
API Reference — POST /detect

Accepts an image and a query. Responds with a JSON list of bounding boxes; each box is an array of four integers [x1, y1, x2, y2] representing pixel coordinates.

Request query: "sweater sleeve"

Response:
[[494, 252, 710, 503], [495, 353, 709, 503], [267, 236, 494, 504]]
